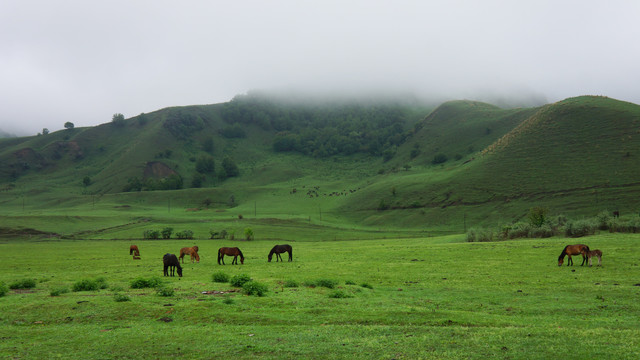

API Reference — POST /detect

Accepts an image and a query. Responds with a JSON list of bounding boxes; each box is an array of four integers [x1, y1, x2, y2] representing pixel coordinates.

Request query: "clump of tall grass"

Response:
[[328, 290, 353, 298], [9, 278, 37, 290], [130, 277, 162, 289], [212, 271, 230, 283], [283, 280, 299, 288], [230, 274, 252, 287], [304, 279, 338, 289], [156, 286, 174, 297], [114, 293, 131, 302], [72, 277, 107, 292], [50, 287, 70, 296], [0, 282, 8, 297], [242, 281, 268, 296]]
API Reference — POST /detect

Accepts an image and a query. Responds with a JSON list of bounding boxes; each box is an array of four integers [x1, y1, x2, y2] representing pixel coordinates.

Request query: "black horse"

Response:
[[163, 253, 183, 277], [268, 244, 293, 262]]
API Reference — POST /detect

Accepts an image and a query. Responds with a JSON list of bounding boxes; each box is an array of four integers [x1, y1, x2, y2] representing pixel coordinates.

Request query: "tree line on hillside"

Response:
[[221, 93, 415, 159]]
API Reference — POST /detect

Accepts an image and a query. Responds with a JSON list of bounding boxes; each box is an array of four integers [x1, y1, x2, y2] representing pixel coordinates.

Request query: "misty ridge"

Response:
[[0, 88, 551, 138]]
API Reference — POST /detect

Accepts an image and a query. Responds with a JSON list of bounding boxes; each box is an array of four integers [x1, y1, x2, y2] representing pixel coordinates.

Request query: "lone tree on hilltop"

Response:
[[112, 113, 125, 127], [64, 122, 74, 130]]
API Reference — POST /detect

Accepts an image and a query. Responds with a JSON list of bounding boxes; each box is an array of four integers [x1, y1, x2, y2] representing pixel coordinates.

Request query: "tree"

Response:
[[64, 122, 74, 130], [222, 157, 239, 178], [195, 156, 215, 174], [82, 176, 91, 187], [42, 128, 49, 135], [112, 113, 125, 127], [528, 207, 548, 228]]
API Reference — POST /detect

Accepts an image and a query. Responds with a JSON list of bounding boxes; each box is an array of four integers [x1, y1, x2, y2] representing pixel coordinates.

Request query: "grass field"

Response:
[[1, 233, 639, 359]]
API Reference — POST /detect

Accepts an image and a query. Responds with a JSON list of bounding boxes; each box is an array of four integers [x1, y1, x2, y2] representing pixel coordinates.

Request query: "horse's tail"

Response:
[[289, 248, 293, 261], [217, 249, 221, 265]]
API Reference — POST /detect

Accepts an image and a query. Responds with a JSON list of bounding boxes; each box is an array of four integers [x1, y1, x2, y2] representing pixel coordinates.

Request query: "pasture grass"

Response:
[[1, 234, 639, 358]]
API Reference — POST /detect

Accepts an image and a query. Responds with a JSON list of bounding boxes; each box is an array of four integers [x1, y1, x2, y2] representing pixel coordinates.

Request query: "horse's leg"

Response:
[[288, 250, 292, 261], [581, 254, 586, 266], [567, 255, 572, 266], [276, 253, 282, 262], [164, 264, 168, 276]]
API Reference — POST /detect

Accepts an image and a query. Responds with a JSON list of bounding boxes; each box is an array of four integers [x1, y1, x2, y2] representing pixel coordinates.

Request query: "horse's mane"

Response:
[[237, 248, 244, 259], [558, 245, 569, 261]]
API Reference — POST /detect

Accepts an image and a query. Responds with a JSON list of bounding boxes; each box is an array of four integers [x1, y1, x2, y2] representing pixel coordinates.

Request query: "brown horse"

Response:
[[268, 244, 293, 262], [558, 244, 590, 266], [218, 247, 244, 265], [587, 249, 603, 267], [129, 245, 140, 257], [163, 253, 183, 277], [179, 246, 200, 264]]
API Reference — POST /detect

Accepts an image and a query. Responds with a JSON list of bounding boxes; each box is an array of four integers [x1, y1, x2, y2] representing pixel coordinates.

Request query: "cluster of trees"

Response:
[[221, 93, 412, 158], [123, 174, 183, 192]]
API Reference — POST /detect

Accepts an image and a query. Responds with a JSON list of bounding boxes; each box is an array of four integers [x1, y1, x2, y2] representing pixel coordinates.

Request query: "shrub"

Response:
[[212, 272, 230, 283], [0, 282, 8, 297], [143, 229, 160, 239], [466, 228, 493, 242], [242, 281, 269, 296], [565, 219, 597, 237], [114, 293, 131, 302], [176, 230, 194, 239], [156, 286, 175, 297], [596, 211, 612, 230], [432, 153, 448, 165], [9, 278, 37, 290], [72, 278, 107, 292], [161, 227, 173, 239], [230, 274, 252, 287], [528, 207, 548, 227], [50, 287, 70, 297], [130, 277, 162, 289], [528, 224, 555, 238], [509, 222, 532, 239], [244, 228, 254, 241]]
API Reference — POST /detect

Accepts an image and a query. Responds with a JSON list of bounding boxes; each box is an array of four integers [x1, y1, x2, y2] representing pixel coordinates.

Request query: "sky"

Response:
[[1, 0, 639, 135]]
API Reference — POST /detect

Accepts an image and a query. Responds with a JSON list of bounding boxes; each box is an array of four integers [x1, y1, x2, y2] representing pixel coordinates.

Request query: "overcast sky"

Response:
[[1, 1, 639, 135]]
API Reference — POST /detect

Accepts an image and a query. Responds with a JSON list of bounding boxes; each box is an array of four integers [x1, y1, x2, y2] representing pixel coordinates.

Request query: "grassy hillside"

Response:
[[345, 96, 640, 229], [1, 95, 639, 237]]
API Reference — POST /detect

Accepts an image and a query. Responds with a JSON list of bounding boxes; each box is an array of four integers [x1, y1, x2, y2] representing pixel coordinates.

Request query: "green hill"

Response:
[[1, 94, 639, 237]]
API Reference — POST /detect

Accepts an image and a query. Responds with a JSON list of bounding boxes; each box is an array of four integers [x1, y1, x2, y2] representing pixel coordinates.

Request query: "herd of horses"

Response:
[[133, 242, 603, 278], [128, 244, 293, 277], [558, 244, 603, 267]]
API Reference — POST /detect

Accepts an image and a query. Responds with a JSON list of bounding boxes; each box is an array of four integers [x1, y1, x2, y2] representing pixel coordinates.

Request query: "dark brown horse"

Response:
[[558, 244, 590, 266], [179, 246, 200, 264], [163, 253, 183, 277], [218, 247, 244, 265], [268, 244, 293, 262], [587, 249, 603, 267], [129, 245, 140, 257]]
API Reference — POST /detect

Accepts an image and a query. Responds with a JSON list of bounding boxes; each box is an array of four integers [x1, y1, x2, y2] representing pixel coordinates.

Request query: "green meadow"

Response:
[[1, 233, 639, 359]]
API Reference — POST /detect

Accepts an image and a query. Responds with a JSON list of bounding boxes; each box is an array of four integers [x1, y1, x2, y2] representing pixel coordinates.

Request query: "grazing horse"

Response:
[[587, 249, 603, 267], [218, 247, 244, 265], [129, 245, 140, 257], [179, 246, 200, 264], [268, 244, 293, 262], [163, 253, 183, 277], [558, 244, 590, 266]]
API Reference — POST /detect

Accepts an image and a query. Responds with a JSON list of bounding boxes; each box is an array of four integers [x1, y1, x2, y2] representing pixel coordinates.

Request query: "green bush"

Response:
[[466, 228, 494, 242], [114, 293, 131, 302], [242, 281, 269, 296], [161, 227, 173, 239], [176, 230, 194, 239], [528, 224, 555, 238], [0, 282, 8, 297], [212, 272, 230, 283], [9, 278, 37, 290], [230, 274, 252, 287], [156, 286, 174, 297], [50, 287, 69, 296], [565, 219, 597, 237], [130, 277, 162, 289], [143, 229, 160, 239], [72, 277, 107, 292], [596, 211, 612, 230], [528, 207, 548, 227], [508, 222, 532, 239]]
